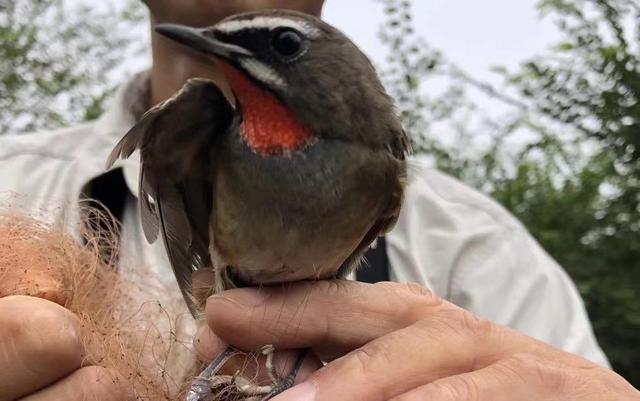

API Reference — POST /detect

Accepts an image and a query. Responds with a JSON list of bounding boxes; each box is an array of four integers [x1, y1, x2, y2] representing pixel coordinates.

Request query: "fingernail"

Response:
[[271, 382, 317, 401], [208, 287, 269, 307]]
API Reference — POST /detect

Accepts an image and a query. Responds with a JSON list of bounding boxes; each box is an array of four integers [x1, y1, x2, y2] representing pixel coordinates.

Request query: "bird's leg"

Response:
[[229, 346, 309, 401], [226, 345, 280, 398], [208, 375, 236, 387], [260, 344, 280, 384], [186, 346, 240, 401], [259, 349, 309, 401]]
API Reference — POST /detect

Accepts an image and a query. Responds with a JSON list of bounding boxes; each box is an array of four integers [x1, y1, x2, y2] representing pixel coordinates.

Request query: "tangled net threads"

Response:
[[0, 196, 275, 401], [0, 202, 192, 401]]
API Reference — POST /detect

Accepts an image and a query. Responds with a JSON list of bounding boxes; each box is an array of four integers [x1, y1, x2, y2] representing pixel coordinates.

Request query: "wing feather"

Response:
[[338, 128, 410, 277], [108, 78, 234, 316], [138, 163, 160, 243]]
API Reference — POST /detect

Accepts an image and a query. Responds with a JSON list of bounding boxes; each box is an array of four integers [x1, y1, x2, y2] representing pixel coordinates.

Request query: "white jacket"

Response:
[[0, 72, 609, 367]]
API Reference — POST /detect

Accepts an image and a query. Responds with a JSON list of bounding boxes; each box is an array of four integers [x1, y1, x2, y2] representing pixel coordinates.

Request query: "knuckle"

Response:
[[428, 306, 495, 341], [0, 296, 83, 367], [348, 346, 377, 375], [373, 281, 436, 301], [343, 339, 394, 378], [499, 353, 566, 389], [326, 343, 395, 400], [400, 281, 434, 298], [459, 310, 494, 339], [374, 281, 444, 322], [427, 377, 481, 401]]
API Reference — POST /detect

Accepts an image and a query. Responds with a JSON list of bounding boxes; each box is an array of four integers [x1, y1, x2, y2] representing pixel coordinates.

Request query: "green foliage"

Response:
[[379, 0, 640, 385], [510, 0, 640, 166], [499, 0, 640, 383], [490, 150, 640, 381], [377, 0, 475, 158], [0, 0, 145, 135]]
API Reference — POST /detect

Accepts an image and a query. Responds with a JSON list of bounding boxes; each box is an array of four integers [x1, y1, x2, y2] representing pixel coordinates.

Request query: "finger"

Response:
[[206, 281, 442, 360], [208, 281, 593, 368], [271, 314, 580, 401], [389, 354, 570, 401], [207, 281, 589, 401], [193, 324, 226, 362], [18, 366, 134, 401], [272, 317, 492, 400], [194, 326, 322, 385], [0, 296, 85, 401]]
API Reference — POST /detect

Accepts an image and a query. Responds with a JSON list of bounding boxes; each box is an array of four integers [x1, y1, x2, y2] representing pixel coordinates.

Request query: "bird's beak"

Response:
[[155, 24, 253, 59]]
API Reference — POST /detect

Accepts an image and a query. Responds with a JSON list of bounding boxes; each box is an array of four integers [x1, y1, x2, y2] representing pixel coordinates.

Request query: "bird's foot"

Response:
[[257, 348, 308, 401], [186, 346, 239, 401], [186, 346, 308, 401]]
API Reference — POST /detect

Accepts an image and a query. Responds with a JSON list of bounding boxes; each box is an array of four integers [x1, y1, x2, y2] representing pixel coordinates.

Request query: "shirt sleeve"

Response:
[[448, 223, 611, 367]]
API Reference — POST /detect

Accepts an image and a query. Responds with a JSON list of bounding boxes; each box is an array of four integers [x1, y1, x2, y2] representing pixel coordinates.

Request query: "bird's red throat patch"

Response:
[[218, 61, 312, 156]]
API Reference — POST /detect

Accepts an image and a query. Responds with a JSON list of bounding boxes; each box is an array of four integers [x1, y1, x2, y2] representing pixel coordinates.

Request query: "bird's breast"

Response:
[[210, 135, 394, 285]]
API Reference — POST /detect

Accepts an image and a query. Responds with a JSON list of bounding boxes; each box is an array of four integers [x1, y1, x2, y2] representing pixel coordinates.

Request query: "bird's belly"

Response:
[[210, 138, 392, 285]]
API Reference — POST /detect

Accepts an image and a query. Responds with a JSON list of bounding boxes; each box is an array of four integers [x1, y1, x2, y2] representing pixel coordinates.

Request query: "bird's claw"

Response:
[[186, 346, 239, 401], [186, 346, 308, 401]]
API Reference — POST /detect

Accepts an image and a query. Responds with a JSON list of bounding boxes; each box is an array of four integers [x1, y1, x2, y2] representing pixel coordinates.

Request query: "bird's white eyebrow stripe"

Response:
[[216, 17, 321, 37]]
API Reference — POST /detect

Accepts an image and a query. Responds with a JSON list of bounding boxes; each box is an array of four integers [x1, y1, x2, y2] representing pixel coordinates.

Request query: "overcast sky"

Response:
[[324, 0, 559, 86], [320, 0, 562, 149]]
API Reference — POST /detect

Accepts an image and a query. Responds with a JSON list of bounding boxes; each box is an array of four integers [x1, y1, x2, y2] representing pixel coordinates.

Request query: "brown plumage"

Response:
[[108, 10, 408, 400]]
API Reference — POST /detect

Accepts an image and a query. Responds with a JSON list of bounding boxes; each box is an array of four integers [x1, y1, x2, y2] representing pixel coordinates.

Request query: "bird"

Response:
[[108, 9, 408, 401]]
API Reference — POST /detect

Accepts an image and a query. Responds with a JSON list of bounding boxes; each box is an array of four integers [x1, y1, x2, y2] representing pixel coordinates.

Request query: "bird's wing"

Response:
[[339, 128, 410, 277], [108, 78, 234, 316]]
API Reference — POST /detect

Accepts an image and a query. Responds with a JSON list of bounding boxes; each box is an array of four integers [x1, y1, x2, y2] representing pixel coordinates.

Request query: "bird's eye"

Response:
[[271, 28, 303, 58]]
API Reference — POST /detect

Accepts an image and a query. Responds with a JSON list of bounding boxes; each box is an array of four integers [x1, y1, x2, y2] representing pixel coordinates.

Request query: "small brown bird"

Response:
[[108, 9, 408, 401]]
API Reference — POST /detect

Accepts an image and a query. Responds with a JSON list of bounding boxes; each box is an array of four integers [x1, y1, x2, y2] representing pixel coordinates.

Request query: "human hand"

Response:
[[143, 0, 325, 25], [0, 296, 133, 401], [196, 280, 640, 401]]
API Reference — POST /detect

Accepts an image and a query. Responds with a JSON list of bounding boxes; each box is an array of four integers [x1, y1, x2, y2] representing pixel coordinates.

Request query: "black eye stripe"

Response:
[[213, 26, 307, 62]]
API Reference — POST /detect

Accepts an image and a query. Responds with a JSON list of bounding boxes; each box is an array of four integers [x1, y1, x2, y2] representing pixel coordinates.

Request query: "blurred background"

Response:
[[1, 0, 638, 385]]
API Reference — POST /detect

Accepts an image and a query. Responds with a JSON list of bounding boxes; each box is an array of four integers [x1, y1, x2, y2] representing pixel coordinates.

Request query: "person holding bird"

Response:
[[0, 1, 638, 401]]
